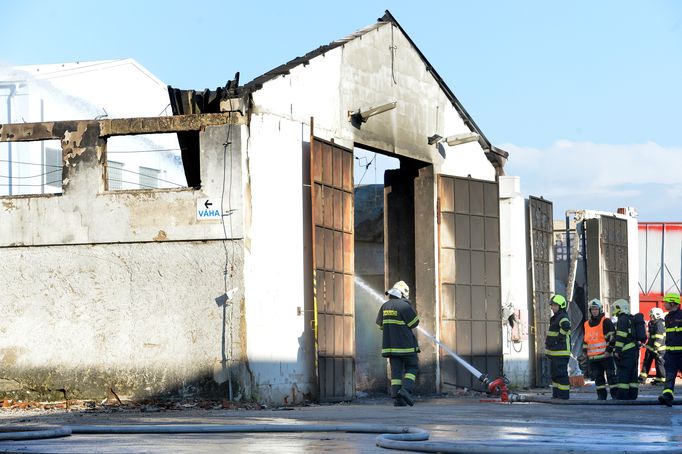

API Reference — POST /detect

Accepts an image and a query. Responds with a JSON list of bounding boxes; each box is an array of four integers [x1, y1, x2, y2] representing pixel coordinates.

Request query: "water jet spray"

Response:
[[355, 276, 511, 402]]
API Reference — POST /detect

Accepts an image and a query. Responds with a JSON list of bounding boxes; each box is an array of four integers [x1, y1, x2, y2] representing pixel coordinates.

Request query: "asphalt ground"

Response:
[[0, 384, 680, 453]]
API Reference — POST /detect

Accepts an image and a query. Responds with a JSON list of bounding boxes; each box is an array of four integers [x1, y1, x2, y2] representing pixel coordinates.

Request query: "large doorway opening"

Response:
[[310, 137, 437, 400], [352, 145, 434, 395]]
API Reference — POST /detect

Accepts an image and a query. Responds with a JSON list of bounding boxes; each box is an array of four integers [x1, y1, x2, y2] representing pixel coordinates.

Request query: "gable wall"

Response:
[[243, 22, 497, 398], [252, 23, 495, 180]]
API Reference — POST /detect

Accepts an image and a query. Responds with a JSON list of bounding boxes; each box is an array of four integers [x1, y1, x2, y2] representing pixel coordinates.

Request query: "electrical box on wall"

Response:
[[511, 309, 527, 343]]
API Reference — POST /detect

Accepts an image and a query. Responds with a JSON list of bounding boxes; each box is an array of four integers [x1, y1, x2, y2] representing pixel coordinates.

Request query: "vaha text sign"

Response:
[[197, 198, 222, 220]]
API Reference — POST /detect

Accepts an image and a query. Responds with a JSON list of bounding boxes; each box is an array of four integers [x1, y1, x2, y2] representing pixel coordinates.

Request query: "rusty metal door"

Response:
[[527, 196, 554, 387], [438, 176, 502, 389], [310, 136, 355, 402], [586, 216, 629, 309]]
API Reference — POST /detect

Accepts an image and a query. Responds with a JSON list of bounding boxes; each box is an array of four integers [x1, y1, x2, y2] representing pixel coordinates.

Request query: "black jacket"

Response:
[[646, 318, 666, 353], [545, 308, 571, 356], [376, 296, 420, 357], [664, 309, 682, 355], [614, 313, 636, 355]]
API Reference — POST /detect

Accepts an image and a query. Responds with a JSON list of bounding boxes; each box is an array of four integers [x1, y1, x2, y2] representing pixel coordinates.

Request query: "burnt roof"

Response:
[[238, 10, 508, 168], [239, 20, 384, 93], [168, 10, 508, 168]]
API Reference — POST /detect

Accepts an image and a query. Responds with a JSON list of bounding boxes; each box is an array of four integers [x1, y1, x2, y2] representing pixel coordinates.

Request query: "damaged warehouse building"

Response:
[[0, 11, 640, 405]]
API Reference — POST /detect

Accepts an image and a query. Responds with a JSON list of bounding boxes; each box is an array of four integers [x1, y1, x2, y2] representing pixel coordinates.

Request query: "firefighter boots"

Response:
[[397, 388, 414, 406], [658, 393, 673, 407]]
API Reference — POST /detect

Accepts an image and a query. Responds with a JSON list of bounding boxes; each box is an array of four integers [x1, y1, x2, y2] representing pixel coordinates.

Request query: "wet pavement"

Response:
[[0, 386, 680, 453]]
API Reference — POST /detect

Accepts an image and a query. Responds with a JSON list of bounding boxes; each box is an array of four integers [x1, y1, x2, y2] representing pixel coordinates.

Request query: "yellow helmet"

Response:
[[549, 294, 567, 310], [663, 293, 680, 305], [612, 299, 630, 316]]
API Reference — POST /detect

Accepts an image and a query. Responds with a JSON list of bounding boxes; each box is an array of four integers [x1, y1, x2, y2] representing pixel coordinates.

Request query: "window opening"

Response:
[[105, 133, 186, 191], [0, 139, 62, 196]]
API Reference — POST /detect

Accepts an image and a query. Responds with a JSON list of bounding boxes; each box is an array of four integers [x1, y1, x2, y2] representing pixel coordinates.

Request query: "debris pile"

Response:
[[0, 398, 266, 414]]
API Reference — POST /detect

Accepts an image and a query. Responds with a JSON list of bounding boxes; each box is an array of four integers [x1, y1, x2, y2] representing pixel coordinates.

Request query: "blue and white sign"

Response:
[[197, 198, 222, 220]]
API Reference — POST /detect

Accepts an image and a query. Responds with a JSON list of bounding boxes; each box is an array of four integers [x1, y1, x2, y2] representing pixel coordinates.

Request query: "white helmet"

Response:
[[650, 307, 664, 320], [588, 298, 603, 314], [612, 299, 630, 316], [386, 280, 409, 299]]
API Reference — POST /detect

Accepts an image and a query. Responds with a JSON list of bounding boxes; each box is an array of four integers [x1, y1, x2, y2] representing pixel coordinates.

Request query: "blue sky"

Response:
[[2, 0, 681, 220]]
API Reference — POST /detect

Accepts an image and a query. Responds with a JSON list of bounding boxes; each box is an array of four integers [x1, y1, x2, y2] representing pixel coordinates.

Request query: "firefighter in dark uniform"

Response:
[[545, 294, 571, 399], [579, 298, 617, 400], [612, 299, 639, 400], [659, 293, 682, 407], [640, 307, 666, 385], [376, 280, 419, 407]]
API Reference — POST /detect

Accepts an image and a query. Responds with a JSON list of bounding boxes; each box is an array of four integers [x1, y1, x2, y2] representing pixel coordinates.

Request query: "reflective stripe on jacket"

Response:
[[647, 319, 666, 353], [546, 309, 571, 356], [614, 313, 636, 353], [664, 309, 682, 354], [376, 297, 420, 357]]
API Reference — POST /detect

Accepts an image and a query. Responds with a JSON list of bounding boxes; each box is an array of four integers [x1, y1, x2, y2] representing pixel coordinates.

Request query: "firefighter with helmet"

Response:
[[578, 298, 617, 400], [659, 293, 682, 407], [640, 307, 666, 385], [376, 280, 420, 407], [545, 294, 571, 399], [612, 299, 639, 400]]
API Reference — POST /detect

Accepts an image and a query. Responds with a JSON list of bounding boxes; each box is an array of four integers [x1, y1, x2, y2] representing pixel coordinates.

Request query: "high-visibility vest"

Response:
[[584, 317, 608, 359]]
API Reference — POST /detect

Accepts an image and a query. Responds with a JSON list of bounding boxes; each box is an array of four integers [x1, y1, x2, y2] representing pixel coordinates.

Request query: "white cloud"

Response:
[[503, 141, 682, 221]]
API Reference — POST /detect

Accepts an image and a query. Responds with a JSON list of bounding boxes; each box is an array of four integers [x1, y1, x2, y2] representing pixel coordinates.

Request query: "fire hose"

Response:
[[416, 326, 511, 401], [2, 423, 679, 453]]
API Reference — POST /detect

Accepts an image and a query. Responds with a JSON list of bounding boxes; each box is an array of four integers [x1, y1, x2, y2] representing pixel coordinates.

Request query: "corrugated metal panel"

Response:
[[311, 137, 355, 402], [527, 196, 554, 387], [439, 176, 502, 390], [639, 223, 682, 297]]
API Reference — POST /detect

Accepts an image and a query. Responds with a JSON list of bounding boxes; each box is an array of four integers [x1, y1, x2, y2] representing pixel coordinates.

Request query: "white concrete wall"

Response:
[[499, 176, 531, 387], [0, 241, 238, 399], [0, 125, 248, 401], [242, 113, 314, 403]]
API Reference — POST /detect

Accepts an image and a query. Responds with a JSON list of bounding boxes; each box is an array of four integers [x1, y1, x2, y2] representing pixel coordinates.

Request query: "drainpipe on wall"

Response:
[[488, 146, 509, 179]]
